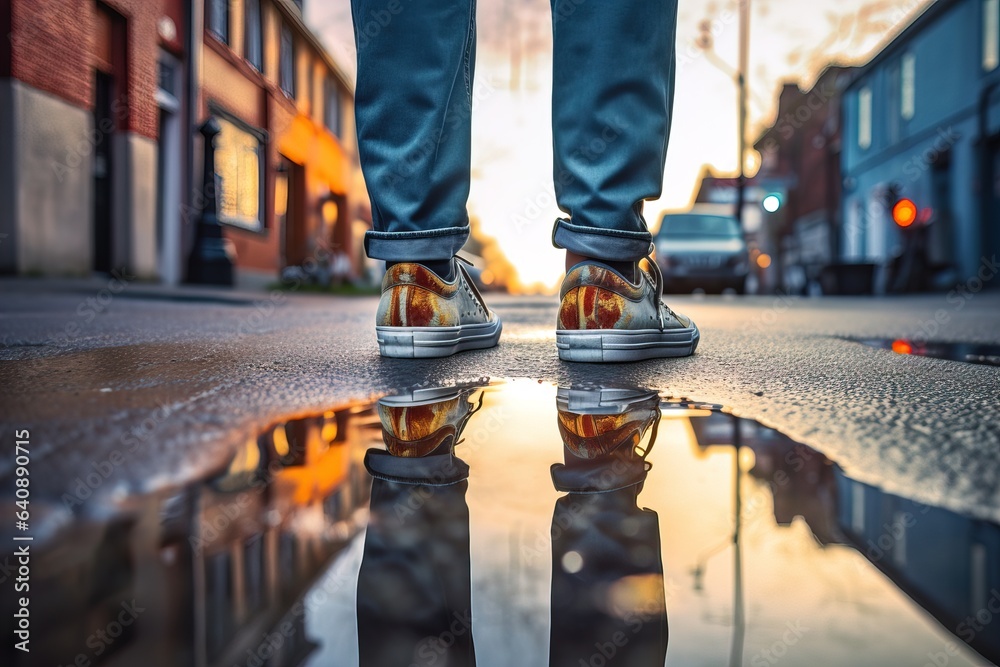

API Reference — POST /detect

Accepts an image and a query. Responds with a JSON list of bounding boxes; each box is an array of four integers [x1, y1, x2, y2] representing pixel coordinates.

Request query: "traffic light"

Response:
[[892, 198, 918, 228], [762, 193, 782, 213]]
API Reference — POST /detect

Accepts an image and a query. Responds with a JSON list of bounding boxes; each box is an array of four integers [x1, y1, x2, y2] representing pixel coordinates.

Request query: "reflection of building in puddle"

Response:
[[849, 338, 1000, 367], [1, 404, 377, 667], [835, 474, 1000, 663], [684, 406, 1000, 664]]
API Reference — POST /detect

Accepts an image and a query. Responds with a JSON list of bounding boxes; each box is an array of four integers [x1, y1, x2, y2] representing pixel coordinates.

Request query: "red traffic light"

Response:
[[892, 198, 918, 227]]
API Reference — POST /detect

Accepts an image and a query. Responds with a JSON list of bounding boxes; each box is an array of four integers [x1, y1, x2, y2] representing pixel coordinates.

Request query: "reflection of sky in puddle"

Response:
[[5, 380, 998, 667]]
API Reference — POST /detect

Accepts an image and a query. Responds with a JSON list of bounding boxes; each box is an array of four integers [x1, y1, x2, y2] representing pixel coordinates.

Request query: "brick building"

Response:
[[753, 66, 855, 293], [0, 0, 366, 286]]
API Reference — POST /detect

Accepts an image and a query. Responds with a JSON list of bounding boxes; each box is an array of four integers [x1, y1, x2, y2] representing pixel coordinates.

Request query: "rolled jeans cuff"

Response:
[[364, 226, 470, 263], [551, 218, 652, 263]]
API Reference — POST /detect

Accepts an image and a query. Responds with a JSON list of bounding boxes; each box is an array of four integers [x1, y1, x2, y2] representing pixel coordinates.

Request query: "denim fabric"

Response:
[[550, 0, 679, 262], [353, 0, 678, 263]]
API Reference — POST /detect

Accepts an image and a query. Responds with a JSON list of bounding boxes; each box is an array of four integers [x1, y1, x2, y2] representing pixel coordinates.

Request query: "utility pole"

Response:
[[734, 0, 751, 230]]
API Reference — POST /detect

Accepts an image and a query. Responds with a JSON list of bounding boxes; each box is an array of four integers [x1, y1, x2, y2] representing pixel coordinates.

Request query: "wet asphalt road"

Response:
[[1, 278, 999, 531]]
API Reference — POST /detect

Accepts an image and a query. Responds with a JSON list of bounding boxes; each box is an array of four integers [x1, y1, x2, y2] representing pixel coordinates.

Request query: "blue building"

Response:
[[841, 0, 1000, 290]]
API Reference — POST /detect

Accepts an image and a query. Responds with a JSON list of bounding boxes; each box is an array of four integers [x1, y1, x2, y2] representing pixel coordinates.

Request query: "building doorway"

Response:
[[156, 51, 183, 285], [278, 156, 306, 268], [93, 70, 115, 273], [986, 137, 1000, 275], [92, 3, 124, 274]]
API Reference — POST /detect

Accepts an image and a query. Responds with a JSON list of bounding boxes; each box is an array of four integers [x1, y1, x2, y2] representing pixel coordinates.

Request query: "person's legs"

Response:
[[550, 0, 699, 362], [353, 0, 501, 358], [352, 0, 477, 263], [550, 0, 679, 265]]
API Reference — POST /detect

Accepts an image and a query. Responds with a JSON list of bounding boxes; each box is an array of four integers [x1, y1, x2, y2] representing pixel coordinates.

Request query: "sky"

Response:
[[307, 0, 935, 290]]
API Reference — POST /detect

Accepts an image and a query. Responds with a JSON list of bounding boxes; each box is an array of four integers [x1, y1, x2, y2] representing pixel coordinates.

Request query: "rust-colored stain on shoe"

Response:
[[559, 265, 644, 301], [559, 288, 581, 329], [558, 287, 625, 330], [379, 263, 460, 327], [557, 411, 642, 459], [382, 263, 459, 296], [378, 399, 461, 457], [557, 264, 645, 330]]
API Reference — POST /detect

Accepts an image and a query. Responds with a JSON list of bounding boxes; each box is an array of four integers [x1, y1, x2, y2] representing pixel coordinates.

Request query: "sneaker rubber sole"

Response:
[[555, 386, 660, 413], [376, 319, 502, 359], [556, 327, 699, 363]]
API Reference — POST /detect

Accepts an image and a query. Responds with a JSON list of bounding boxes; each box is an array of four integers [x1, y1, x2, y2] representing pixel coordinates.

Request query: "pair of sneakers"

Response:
[[375, 254, 699, 363]]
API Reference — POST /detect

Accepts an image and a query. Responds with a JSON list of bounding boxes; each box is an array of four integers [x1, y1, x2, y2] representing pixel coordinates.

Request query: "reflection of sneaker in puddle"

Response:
[[552, 386, 662, 493], [550, 386, 669, 665], [366, 386, 484, 485], [360, 390, 477, 666]]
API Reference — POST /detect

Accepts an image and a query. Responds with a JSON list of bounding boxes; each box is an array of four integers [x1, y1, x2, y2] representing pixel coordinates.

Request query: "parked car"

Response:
[[654, 211, 749, 293]]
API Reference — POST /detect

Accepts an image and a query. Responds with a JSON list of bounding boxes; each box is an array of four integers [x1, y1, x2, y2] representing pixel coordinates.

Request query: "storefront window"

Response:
[[215, 116, 263, 232]]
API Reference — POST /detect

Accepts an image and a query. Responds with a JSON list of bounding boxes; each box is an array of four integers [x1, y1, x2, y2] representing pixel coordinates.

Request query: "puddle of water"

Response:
[[1, 405, 378, 667], [3, 380, 999, 667], [852, 338, 1000, 366]]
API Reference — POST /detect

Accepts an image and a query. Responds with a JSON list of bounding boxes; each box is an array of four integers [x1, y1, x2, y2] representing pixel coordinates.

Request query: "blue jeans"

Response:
[[353, 0, 678, 264]]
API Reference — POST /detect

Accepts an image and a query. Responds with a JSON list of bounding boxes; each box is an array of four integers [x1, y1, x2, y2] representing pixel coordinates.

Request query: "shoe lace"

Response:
[[644, 244, 672, 331], [453, 255, 490, 315], [453, 390, 486, 448], [634, 404, 662, 472]]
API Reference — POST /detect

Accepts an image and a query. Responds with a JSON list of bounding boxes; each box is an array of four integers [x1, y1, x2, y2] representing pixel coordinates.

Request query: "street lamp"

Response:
[[697, 1, 752, 229], [734, 0, 751, 231], [186, 117, 235, 286]]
